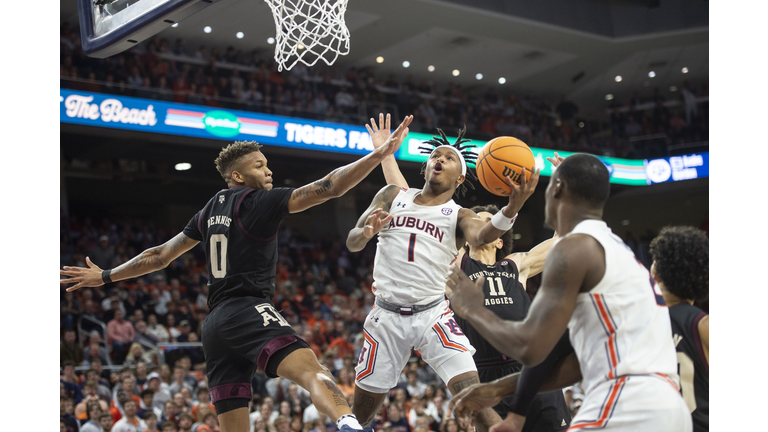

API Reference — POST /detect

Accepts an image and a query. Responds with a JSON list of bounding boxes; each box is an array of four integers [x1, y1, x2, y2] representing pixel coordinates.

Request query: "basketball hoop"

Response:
[[264, 0, 350, 71]]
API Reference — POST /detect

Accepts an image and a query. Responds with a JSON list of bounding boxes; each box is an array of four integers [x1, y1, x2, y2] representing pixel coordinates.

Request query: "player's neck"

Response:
[[661, 286, 693, 307], [469, 247, 497, 265], [555, 207, 603, 236], [416, 184, 454, 205]]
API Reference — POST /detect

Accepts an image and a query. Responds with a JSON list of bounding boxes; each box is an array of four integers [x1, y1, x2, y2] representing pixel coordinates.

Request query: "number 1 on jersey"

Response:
[[408, 234, 417, 262]]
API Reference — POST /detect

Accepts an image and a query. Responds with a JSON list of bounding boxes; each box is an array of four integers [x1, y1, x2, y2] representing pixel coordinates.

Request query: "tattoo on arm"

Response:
[[313, 179, 334, 195], [450, 376, 479, 394], [323, 380, 347, 407]]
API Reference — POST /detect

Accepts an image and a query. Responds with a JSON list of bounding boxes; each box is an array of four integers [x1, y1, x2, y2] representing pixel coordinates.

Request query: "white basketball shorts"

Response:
[[568, 374, 692, 431], [354, 300, 477, 394]]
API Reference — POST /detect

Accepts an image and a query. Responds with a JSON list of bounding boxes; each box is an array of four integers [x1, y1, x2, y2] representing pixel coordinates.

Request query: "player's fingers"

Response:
[[386, 113, 391, 130], [379, 112, 385, 129], [474, 276, 486, 289], [365, 124, 374, 136], [370, 117, 378, 132], [66, 283, 84, 292]]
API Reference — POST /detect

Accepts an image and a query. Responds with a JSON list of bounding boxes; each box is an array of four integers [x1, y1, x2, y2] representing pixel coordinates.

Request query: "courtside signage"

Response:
[[60, 89, 374, 155], [644, 152, 709, 185]]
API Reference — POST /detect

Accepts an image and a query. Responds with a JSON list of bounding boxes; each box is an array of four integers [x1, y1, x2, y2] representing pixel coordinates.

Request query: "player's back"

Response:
[[565, 220, 690, 431], [566, 220, 679, 393], [183, 185, 294, 309], [669, 303, 709, 432], [372, 188, 461, 305]]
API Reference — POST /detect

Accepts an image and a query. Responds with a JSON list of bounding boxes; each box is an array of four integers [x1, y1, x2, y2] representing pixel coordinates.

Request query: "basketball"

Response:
[[475, 137, 536, 196]]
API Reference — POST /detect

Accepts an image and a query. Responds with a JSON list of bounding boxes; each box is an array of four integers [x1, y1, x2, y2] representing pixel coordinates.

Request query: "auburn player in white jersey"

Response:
[[346, 114, 539, 431], [446, 153, 691, 432]]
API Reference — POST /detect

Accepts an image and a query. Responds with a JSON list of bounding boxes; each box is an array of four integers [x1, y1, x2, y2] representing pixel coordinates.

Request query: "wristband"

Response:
[[101, 269, 113, 284], [490, 207, 518, 231]]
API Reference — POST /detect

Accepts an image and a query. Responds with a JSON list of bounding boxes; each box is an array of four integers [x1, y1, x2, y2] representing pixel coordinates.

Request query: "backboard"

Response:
[[78, 0, 222, 58]]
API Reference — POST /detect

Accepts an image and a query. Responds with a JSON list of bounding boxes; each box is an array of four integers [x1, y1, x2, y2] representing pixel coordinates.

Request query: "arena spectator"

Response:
[[61, 291, 83, 331], [161, 401, 180, 428], [61, 396, 81, 432], [101, 413, 115, 432], [177, 413, 195, 432], [80, 400, 104, 432], [89, 235, 116, 270], [144, 412, 160, 432], [161, 421, 178, 432], [113, 399, 148, 432], [190, 387, 215, 421], [61, 329, 84, 366], [124, 342, 155, 366], [61, 361, 84, 404], [107, 309, 135, 363], [84, 333, 112, 366], [146, 314, 171, 343], [147, 371, 173, 412]]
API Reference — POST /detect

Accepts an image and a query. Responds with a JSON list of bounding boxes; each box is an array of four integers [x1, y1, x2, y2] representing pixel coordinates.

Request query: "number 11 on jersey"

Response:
[[487, 277, 505, 296]]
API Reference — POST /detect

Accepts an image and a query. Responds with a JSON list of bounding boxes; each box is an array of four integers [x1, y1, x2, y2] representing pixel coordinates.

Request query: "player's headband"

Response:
[[429, 146, 467, 176], [418, 127, 477, 178]]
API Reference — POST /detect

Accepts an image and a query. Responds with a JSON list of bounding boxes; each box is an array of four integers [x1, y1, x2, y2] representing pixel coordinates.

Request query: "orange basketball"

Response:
[[475, 137, 535, 197]]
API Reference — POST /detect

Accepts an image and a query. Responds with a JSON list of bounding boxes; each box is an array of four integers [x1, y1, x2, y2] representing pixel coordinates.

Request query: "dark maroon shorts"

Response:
[[202, 296, 309, 403]]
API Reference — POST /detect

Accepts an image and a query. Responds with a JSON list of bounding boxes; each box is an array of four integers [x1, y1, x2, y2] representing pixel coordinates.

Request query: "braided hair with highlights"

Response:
[[418, 126, 478, 197]]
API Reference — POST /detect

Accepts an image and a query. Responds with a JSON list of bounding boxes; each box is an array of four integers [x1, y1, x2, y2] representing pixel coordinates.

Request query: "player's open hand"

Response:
[[546, 152, 565, 168], [489, 413, 527, 432], [366, 113, 393, 150], [363, 208, 394, 238], [373, 115, 413, 158], [445, 267, 485, 317], [504, 165, 539, 215], [448, 381, 505, 425], [60, 257, 105, 292]]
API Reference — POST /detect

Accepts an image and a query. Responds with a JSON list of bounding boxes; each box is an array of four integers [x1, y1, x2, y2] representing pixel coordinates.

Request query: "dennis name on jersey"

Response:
[[207, 215, 232, 228], [386, 216, 446, 242]]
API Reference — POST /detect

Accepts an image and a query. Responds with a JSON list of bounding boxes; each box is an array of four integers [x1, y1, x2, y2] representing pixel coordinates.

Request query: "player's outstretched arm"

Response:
[[458, 167, 539, 247], [60, 233, 199, 292], [346, 184, 401, 252], [288, 116, 412, 214], [447, 235, 599, 366], [366, 113, 409, 188], [506, 233, 558, 289]]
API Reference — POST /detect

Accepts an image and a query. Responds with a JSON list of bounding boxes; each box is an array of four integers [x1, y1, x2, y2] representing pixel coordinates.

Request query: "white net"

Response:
[[264, 0, 350, 71]]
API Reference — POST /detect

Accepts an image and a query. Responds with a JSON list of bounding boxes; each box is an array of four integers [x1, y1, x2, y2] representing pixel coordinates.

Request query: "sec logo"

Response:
[[441, 208, 453, 215]]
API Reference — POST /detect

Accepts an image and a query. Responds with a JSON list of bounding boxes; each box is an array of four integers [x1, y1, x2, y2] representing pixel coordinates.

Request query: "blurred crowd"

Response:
[[60, 23, 708, 161]]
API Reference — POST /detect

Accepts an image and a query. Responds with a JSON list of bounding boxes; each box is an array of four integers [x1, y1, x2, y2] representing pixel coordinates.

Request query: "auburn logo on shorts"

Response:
[[441, 208, 453, 215]]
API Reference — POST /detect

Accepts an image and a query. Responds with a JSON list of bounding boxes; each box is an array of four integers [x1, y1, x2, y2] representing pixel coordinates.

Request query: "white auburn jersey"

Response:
[[372, 187, 461, 305], [565, 220, 680, 397]]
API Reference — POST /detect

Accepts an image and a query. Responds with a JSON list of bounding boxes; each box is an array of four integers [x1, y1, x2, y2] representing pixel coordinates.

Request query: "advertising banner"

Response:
[[60, 89, 708, 187]]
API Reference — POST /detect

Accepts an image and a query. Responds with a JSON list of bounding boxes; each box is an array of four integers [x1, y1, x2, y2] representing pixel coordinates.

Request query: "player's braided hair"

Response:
[[214, 141, 263, 179], [649, 226, 709, 302], [418, 126, 478, 197], [463, 205, 514, 262]]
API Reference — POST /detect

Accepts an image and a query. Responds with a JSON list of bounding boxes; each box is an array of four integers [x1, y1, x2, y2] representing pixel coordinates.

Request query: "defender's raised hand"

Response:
[[366, 113, 393, 150], [60, 257, 105, 292], [363, 208, 394, 238], [371, 115, 413, 157], [546, 152, 565, 168]]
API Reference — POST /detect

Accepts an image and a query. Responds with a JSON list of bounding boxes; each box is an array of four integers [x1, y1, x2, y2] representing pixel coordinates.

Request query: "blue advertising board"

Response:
[[61, 89, 710, 186], [644, 152, 709, 185], [60, 89, 376, 155]]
